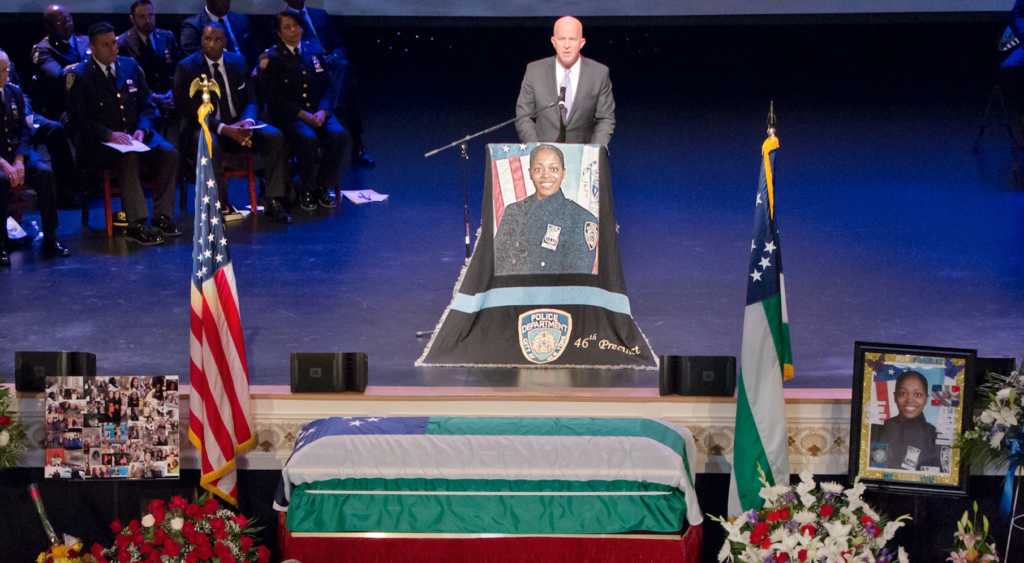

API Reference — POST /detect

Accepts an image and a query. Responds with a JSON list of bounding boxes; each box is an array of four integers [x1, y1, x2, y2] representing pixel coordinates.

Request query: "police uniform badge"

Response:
[[127, 79, 137, 93], [32, 48, 41, 65], [312, 55, 324, 73], [164, 49, 173, 64], [64, 72, 75, 91], [584, 221, 598, 251], [541, 224, 561, 250], [518, 308, 572, 364]]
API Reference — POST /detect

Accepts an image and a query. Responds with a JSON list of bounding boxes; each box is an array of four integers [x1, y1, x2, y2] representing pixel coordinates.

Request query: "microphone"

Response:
[[558, 86, 566, 108]]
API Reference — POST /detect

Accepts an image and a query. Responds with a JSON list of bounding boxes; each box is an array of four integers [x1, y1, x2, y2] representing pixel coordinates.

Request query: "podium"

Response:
[[417, 143, 657, 369]]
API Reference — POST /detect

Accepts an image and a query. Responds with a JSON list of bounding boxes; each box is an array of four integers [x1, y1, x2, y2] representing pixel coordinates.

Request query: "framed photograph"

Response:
[[849, 342, 975, 495], [44, 375, 180, 481]]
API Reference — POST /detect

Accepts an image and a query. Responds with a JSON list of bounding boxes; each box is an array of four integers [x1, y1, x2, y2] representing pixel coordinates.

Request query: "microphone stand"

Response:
[[424, 99, 562, 259]]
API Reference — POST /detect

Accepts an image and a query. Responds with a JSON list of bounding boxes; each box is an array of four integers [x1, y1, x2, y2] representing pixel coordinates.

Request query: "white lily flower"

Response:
[[820, 481, 844, 495], [881, 520, 904, 542], [989, 431, 1006, 450], [897, 546, 910, 563], [823, 521, 852, 540], [794, 510, 817, 524]]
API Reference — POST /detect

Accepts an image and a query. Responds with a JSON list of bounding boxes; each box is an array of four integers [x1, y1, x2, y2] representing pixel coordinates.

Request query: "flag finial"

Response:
[[766, 100, 777, 137]]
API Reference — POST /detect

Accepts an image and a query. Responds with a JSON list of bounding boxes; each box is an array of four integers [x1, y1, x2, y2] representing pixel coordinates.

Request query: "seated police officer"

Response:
[[67, 22, 179, 246], [261, 11, 350, 212], [174, 23, 292, 224], [3, 59, 80, 209], [0, 49, 70, 267], [117, 0, 180, 120], [281, 0, 374, 168], [30, 4, 90, 121]]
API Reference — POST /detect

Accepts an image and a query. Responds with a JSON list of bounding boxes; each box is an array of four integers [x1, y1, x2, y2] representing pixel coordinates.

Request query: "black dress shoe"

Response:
[[152, 214, 183, 237], [266, 198, 293, 224], [0, 249, 9, 268], [318, 190, 337, 208], [126, 222, 165, 246], [299, 191, 317, 212], [356, 148, 376, 169], [42, 239, 72, 258]]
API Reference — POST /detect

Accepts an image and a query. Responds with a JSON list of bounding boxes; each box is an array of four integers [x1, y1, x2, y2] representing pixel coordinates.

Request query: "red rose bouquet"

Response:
[[92, 494, 269, 563]]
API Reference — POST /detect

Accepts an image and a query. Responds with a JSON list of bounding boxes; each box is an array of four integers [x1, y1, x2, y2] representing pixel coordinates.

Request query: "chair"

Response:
[[220, 151, 258, 214], [82, 169, 161, 238]]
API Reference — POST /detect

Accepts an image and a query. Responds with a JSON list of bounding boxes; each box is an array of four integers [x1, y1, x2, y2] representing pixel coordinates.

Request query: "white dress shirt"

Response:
[[554, 56, 581, 116]]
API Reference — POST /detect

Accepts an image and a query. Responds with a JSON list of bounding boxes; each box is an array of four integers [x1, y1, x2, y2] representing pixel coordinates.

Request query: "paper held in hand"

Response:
[[102, 139, 151, 153]]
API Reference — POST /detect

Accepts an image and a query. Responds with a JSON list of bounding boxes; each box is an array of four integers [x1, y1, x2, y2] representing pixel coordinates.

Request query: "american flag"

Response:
[[188, 119, 254, 506]]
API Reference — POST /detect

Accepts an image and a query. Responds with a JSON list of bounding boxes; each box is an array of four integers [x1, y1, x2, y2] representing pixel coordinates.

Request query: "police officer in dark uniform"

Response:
[[281, 0, 374, 168], [66, 22, 179, 246], [494, 144, 598, 275], [869, 370, 942, 471], [260, 11, 350, 212], [117, 0, 181, 120], [0, 49, 70, 267], [30, 4, 90, 121]]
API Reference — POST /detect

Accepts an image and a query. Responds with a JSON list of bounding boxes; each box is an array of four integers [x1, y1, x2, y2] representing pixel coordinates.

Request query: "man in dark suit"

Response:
[[0, 50, 70, 267], [261, 11, 350, 212], [66, 22, 179, 246], [515, 16, 616, 147], [30, 4, 91, 121], [282, 0, 374, 168], [180, 0, 254, 65], [117, 0, 181, 118], [174, 23, 292, 223]]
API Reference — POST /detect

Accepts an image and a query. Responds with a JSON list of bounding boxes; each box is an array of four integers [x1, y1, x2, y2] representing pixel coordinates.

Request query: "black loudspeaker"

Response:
[[975, 357, 1016, 388], [659, 355, 736, 396], [14, 351, 97, 392], [290, 352, 368, 393]]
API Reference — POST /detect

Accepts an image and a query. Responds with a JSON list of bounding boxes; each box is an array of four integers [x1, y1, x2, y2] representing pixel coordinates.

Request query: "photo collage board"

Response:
[[44, 375, 180, 480]]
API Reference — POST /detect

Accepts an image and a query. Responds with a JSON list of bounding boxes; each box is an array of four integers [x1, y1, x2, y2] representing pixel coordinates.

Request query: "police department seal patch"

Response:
[[584, 221, 598, 251], [518, 308, 572, 364]]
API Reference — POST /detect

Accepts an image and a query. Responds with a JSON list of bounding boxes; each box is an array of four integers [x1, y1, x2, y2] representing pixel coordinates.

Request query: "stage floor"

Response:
[[1, 21, 1023, 388]]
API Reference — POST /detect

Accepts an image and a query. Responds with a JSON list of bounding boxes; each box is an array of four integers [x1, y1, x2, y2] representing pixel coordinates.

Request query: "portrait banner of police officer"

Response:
[[848, 342, 976, 496], [418, 142, 656, 370], [493, 143, 600, 276]]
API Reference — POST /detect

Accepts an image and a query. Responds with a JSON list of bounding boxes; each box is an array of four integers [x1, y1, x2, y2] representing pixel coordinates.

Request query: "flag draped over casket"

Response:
[[418, 143, 657, 369]]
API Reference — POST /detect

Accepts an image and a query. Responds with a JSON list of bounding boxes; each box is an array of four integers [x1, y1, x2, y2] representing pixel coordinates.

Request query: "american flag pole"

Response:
[[187, 75, 255, 506]]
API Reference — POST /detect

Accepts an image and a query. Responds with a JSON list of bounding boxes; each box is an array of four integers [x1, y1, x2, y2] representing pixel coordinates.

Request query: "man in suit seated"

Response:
[[30, 4, 91, 121], [260, 11, 350, 212], [0, 49, 70, 267], [117, 0, 181, 121], [66, 22, 179, 246], [180, 0, 254, 65], [174, 23, 292, 224], [515, 16, 616, 147], [281, 0, 374, 168]]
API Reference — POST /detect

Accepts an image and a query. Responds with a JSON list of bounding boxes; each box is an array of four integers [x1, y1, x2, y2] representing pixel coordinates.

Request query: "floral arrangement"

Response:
[[712, 470, 910, 563], [0, 381, 28, 469], [37, 538, 98, 563], [947, 502, 999, 563], [91, 495, 269, 563], [959, 367, 1022, 470]]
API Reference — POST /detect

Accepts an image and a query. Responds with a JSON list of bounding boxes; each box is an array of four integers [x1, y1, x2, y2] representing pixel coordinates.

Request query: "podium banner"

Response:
[[417, 143, 657, 369]]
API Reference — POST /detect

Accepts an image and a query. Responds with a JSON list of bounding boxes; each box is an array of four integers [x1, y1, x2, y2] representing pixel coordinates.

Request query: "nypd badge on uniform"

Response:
[[417, 143, 657, 369]]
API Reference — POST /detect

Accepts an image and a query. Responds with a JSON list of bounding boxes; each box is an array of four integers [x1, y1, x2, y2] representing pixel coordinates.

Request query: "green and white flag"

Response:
[[727, 133, 794, 516]]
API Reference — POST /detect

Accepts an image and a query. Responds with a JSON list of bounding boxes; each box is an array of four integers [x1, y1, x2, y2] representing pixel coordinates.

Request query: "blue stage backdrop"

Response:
[[418, 143, 657, 369]]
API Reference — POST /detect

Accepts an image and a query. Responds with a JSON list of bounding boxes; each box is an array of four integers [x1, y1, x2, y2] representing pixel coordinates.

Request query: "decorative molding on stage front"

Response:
[[10, 383, 854, 475]]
